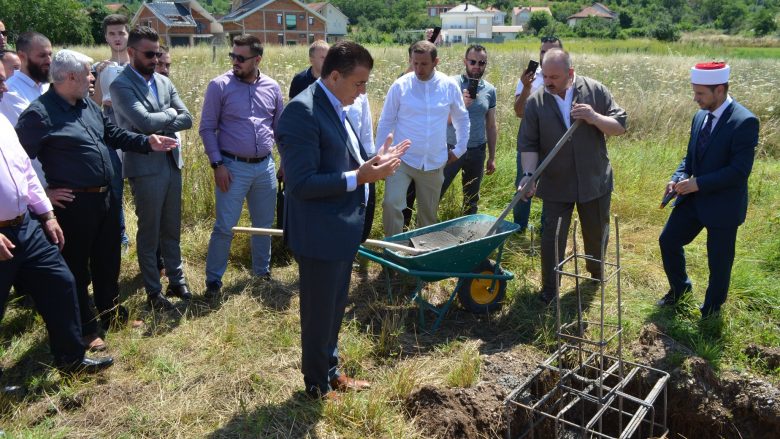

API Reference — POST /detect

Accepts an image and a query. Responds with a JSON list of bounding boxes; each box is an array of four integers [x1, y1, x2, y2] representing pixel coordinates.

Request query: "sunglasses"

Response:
[[541, 36, 560, 43], [134, 49, 164, 59], [228, 53, 259, 63], [467, 59, 487, 66], [0, 31, 6, 37]]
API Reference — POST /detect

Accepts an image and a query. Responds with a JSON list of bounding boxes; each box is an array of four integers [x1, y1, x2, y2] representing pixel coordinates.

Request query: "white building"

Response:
[[308, 2, 349, 41], [440, 4, 495, 44], [511, 6, 552, 28], [484, 6, 507, 25]]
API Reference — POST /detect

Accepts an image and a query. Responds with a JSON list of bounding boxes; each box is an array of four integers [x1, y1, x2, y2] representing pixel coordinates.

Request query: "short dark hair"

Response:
[[102, 14, 129, 35], [232, 34, 263, 57], [541, 36, 563, 48], [321, 41, 373, 78], [159, 45, 170, 54], [465, 44, 486, 58], [16, 32, 50, 54], [0, 49, 17, 58], [706, 83, 729, 94], [127, 26, 159, 47], [410, 40, 437, 62]]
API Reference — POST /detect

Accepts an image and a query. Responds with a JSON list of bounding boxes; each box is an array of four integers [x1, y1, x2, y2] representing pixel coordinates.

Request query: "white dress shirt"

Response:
[[515, 67, 544, 96], [548, 75, 576, 129], [346, 93, 375, 155], [375, 71, 469, 171], [705, 95, 733, 133]]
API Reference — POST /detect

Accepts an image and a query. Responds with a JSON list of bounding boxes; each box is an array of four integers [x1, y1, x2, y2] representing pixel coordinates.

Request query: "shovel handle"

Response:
[[231, 227, 434, 256]]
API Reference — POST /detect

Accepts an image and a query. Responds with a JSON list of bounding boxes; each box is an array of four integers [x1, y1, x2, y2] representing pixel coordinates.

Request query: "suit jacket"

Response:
[[671, 100, 758, 229], [518, 75, 627, 203], [109, 67, 192, 178], [276, 82, 373, 262]]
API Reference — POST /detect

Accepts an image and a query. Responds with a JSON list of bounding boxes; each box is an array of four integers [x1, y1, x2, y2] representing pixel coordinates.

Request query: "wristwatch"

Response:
[[210, 160, 224, 169], [523, 172, 534, 177]]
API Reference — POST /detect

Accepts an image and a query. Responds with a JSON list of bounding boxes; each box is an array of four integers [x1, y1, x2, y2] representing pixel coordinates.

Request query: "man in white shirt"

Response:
[[513, 36, 563, 233], [376, 40, 469, 237], [0, 32, 51, 187], [346, 93, 374, 155]]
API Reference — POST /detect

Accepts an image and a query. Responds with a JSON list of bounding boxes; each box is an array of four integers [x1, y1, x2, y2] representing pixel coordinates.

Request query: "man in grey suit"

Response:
[[110, 26, 193, 310], [518, 48, 627, 304], [276, 41, 409, 400]]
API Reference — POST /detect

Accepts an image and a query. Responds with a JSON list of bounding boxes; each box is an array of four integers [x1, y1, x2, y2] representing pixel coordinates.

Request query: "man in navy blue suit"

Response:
[[276, 41, 410, 400], [657, 62, 759, 318]]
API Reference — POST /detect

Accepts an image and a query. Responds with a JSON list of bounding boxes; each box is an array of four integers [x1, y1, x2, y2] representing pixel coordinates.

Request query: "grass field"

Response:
[[1, 38, 778, 437]]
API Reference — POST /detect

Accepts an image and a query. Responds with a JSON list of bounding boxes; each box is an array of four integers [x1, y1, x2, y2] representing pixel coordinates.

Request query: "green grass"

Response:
[[1, 39, 778, 436]]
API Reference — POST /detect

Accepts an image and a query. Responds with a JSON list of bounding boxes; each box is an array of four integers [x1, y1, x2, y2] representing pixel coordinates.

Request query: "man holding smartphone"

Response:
[[441, 44, 497, 215], [513, 36, 563, 233]]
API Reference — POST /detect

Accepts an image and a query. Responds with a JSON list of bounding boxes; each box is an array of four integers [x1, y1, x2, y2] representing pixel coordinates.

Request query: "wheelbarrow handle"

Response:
[[231, 227, 435, 256], [484, 119, 583, 237]]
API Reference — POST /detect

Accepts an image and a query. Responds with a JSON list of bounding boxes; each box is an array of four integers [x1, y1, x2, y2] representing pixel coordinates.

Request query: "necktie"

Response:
[[695, 113, 714, 160]]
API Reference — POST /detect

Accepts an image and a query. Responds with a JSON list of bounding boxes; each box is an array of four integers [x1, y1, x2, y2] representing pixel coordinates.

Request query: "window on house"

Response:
[[309, 33, 315, 44], [277, 14, 282, 25], [299, 33, 306, 39], [299, 14, 304, 20], [308, 17, 313, 25], [286, 14, 296, 30], [277, 33, 284, 44]]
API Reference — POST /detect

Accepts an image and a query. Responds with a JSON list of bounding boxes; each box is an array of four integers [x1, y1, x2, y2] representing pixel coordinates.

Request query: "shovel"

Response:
[[484, 119, 582, 237], [232, 227, 436, 256]]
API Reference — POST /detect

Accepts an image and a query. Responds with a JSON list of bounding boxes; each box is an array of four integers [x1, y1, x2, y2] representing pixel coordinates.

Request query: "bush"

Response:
[[752, 8, 778, 37], [652, 21, 681, 42]]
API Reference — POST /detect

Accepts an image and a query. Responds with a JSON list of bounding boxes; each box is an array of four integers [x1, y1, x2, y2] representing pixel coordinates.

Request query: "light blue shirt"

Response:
[[129, 66, 159, 102], [316, 80, 365, 198]]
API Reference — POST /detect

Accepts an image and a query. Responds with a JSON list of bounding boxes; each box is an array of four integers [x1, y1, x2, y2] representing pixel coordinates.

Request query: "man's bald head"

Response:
[[541, 48, 572, 71]]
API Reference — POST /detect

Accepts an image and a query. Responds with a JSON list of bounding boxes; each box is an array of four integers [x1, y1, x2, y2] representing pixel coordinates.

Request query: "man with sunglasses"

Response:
[[110, 26, 193, 311], [199, 35, 283, 299], [376, 40, 469, 237], [512, 36, 563, 234], [440, 44, 497, 215], [0, 21, 6, 51]]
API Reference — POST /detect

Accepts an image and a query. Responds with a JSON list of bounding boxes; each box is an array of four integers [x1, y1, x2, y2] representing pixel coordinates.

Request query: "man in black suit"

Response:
[[276, 41, 409, 400]]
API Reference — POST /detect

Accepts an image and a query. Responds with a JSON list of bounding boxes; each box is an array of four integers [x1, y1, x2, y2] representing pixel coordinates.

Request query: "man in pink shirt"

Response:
[[0, 63, 113, 374]]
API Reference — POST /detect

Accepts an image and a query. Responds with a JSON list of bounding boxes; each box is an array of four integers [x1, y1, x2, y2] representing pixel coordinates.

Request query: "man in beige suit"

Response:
[[517, 48, 627, 304]]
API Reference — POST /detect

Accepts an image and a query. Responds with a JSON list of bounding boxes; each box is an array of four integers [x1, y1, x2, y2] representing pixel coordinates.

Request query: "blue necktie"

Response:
[[695, 113, 714, 160]]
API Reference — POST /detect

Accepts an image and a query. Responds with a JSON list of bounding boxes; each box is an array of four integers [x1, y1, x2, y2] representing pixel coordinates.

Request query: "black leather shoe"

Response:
[[147, 293, 175, 311], [204, 282, 221, 301], [166, 284, 192, 301], [57, 356, 114, 374], [656, 290, 679, 306]]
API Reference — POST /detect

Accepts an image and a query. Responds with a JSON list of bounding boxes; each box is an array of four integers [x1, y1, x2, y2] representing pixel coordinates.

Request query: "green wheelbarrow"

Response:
[[358, 213, 519, 331]]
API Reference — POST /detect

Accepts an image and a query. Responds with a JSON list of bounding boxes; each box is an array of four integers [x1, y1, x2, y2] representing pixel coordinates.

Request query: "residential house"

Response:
[[567, 2, 617, 27], [308, 2, 349, 42], [132, 0, 223, 47], [428, 4, 456, 18], [484, 6, 506, 26], [220, 0, 326, 45], [511, 6, 552, 28], [440, 4, 494, 44], [492, 25, 523, 40]]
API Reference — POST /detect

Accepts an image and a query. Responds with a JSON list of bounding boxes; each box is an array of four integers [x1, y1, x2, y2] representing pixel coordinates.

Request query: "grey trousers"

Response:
[[383, 161, 444, 237], [540, 192, 611, 293], [128, 158, 186, 295]]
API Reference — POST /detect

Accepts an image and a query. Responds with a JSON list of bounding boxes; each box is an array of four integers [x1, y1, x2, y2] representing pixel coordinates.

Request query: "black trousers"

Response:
[[0, 214, 85, 363], [659, 199, 738, 314], [296, 254, 352, 395], [55, 190, 121, 336], [441, 144, 487, 215], [541, 193, 611, 293]]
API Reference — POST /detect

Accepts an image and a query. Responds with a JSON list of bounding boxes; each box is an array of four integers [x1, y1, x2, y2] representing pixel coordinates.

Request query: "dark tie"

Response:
[[695, 113, 714, 160]]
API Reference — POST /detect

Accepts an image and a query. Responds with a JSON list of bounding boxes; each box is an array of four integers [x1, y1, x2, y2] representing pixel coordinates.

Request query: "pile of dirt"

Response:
[[633, 323, 780, 439], [404, 349, 543, 439], [745, 343, 780, 369]]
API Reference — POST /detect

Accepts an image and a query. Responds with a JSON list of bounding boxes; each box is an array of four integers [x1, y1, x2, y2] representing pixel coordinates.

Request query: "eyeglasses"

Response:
[[228, 53, 259, 63], [467, 59, 487, 66], [0, 31, 7, 37], [134, 49, 164, 59], [541, 36, 560, 44]]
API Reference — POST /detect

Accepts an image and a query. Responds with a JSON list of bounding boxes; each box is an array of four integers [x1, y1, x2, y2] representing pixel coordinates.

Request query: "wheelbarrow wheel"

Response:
[[457, 260, 506, 314]]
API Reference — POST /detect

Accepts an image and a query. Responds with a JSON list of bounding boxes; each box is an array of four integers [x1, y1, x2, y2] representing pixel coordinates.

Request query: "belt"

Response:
[[221, 150, 269, 164], [58, 186, 109, 193], [0, 214, 25, 228]]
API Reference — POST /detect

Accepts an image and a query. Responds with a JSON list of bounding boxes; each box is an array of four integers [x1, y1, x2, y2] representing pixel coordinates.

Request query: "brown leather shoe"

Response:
[[330, 375, 371, 392], [82, 335, 107, 352]]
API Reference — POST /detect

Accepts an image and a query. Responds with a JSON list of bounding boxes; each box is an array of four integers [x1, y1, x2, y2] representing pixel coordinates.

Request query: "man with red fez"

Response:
[[657, 62, 759, 318]]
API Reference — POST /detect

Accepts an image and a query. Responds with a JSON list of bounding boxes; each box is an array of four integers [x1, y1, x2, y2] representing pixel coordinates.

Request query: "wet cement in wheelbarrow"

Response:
[[408, 221, 494, 251]]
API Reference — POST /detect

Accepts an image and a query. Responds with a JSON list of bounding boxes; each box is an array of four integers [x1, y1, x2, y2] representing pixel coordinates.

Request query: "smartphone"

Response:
[[467, 78, 479, 99], [525, 59, 539, 76], [429, 26, 441, 43]]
